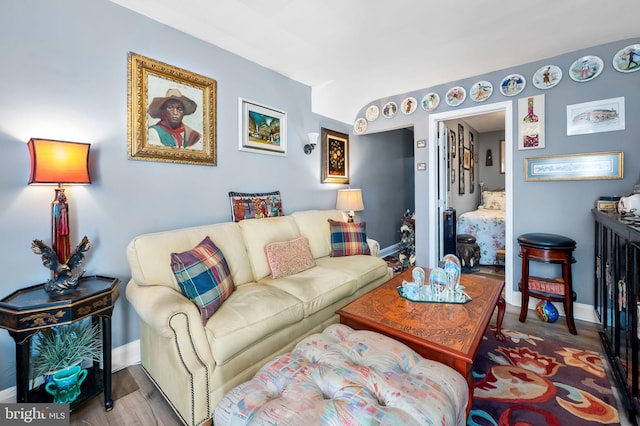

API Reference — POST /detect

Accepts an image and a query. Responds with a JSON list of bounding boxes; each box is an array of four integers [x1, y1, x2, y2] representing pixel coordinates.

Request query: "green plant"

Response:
[[31, 321, 102, 379]]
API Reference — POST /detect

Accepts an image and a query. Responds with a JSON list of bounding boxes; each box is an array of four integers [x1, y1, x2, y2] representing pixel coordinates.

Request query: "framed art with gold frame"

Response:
[[524, 151, 623, 181], [128, 52, 217, 166], [321, 128, 349, 184]]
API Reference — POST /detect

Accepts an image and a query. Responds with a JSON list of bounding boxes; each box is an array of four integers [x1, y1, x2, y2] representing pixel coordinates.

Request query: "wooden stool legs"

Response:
[[518, 243, 577, 335]]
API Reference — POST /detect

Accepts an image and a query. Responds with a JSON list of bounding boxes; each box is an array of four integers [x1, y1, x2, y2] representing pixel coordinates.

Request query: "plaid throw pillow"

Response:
[[328, 219, 371, 257], [170, 236, 235, 324]]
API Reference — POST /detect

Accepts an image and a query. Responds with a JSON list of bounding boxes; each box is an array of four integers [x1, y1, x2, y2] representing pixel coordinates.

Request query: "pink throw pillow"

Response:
[[264, 237, 316, 279]]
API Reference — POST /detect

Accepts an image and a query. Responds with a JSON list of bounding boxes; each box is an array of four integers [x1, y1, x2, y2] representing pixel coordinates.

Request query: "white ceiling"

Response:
[[111, 0, 638, 125]]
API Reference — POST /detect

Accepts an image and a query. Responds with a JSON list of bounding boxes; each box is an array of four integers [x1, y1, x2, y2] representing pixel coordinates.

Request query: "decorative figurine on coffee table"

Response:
[[32, 236, 91, 295]]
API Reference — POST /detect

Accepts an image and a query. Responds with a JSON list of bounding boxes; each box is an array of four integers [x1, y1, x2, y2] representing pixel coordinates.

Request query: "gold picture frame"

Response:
[[321, 128, 349, 184], [128, 52, 217, 166]]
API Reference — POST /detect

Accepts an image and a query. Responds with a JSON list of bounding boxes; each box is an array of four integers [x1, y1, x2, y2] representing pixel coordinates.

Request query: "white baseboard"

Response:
[[506, 291, 599, 324], [0, 340, 142, 403]]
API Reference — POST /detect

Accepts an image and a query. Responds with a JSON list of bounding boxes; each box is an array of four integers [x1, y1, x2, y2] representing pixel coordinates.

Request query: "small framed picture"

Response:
[[239, 98, 287, 156], [463, 148, 471, 170], [566, 97, 625, 136], [321, 128, 349, 184]]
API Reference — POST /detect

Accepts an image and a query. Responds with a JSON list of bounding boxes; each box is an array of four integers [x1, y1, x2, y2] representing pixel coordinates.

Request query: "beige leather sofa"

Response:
[[125, 210, 392, 425]]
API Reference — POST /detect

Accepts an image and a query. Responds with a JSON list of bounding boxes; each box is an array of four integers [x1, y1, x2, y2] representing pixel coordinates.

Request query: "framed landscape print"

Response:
[[239, 98, 287, 156], [128, 52, 217, 166], [321, 128, 349, 184], [566, 97, 625, 136]]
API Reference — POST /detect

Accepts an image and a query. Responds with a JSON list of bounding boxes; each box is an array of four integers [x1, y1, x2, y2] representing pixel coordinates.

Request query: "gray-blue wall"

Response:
[[0, 0, 401, 391], [358, 37, 640, 315], [1, 0, 637, 393]]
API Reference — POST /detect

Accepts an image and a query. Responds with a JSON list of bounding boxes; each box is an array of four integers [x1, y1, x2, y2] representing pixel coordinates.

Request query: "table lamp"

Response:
[[336, 189, 364, 222], [28, 138, 91, 264]]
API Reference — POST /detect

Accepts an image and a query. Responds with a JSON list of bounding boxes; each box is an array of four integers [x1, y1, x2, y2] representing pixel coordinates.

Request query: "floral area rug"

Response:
[[469, 328, 620, 425]]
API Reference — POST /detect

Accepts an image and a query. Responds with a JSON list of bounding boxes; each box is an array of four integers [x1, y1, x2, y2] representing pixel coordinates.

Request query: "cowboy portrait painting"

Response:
[[128, 52, 217, 166], [147, 85, 203, 150]]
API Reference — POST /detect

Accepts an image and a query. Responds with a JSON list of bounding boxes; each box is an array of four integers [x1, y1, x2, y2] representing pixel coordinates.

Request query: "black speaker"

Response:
[[443, 208, 456, 256]]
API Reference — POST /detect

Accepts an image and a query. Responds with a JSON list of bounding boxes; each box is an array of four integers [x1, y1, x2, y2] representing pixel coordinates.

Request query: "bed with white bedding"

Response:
[[456, 190, 505, 265]]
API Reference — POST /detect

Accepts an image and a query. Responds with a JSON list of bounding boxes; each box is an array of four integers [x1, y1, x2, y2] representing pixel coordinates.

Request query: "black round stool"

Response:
[[456, 234, 480, 273], [517, 233, 577, 334]]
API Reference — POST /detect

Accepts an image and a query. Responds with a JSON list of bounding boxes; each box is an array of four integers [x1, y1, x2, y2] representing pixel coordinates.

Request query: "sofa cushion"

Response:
[[206, 283, 305, 364], [328, 219, 371, 257], [315, 255, 389, 291], [127, 222, 255, 291], [259, 266, 357, 317], [291, 210, 347, 258], [170, 236, 235, 324], [238, 216, 301, 281], [265, 237, 316, 279]]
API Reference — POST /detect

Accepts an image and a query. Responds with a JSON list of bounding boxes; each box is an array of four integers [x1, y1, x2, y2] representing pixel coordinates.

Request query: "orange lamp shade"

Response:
[[28, 138, 91, 185]]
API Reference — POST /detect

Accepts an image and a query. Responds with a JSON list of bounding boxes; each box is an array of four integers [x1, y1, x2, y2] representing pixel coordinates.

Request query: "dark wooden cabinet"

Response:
[[593, 209, 640, 422], [0, 275, 120, 411]]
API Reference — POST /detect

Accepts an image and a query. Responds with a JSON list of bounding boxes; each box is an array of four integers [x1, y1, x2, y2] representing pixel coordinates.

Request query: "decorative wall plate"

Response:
[[401, 97, 418, 115], [354, 118, 367, 134], [612, 44, 640, 73], [532, 65, 562, 89], [382, 101, 398, 118], [445, 86, 466, 107], [469, 80, 493, 102], [569, 55, 604, 82], [421, 92, 440, 111], [365, 105, 379, 121], [499, 74, 526, 96]]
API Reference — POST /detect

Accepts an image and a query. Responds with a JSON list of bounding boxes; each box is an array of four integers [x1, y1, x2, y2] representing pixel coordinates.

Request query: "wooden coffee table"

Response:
[[337, 267, 505, 416]]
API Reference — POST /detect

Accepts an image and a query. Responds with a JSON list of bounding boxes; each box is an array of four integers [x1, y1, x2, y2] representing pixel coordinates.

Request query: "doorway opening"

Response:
[[427, 101, 515, 305]]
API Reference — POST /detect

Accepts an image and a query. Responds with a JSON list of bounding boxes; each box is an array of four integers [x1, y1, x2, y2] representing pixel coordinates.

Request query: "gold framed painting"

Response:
[[128, 52, 217, 166], [321, 128, 349, 184]]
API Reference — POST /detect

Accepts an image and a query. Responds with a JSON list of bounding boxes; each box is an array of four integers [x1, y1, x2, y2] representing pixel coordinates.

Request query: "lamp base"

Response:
[[347, 211, 355, 222], [52, 187, 70, 264]]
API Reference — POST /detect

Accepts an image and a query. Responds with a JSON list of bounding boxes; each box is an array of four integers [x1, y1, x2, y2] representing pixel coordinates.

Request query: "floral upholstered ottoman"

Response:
[[214, 324, 468, 425]]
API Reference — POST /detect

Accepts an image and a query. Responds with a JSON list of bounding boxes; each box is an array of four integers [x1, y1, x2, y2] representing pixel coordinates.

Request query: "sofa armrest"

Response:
[[125, 280, 213, 360], [367, 238, 380, 257]]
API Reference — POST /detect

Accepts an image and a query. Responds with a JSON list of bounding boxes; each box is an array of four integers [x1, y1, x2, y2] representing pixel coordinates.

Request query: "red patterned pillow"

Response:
[[328, 219, 371, 257], [229, 191, 283, 222], [264, 237, 316, 279]]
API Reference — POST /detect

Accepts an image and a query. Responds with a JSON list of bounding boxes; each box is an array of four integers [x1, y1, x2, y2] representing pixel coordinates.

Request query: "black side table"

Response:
[[0, 275, 120, 411]]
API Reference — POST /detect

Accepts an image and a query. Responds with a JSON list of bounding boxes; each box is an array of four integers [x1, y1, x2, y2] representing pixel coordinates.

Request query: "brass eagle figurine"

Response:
[[32, 236, 91, 295]]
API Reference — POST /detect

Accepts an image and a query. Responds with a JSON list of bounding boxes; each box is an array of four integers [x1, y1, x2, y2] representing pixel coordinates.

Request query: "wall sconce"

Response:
[[28, 138, 91, 264], [336, 189, 364, 222], [304, 132, 319, 155]]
